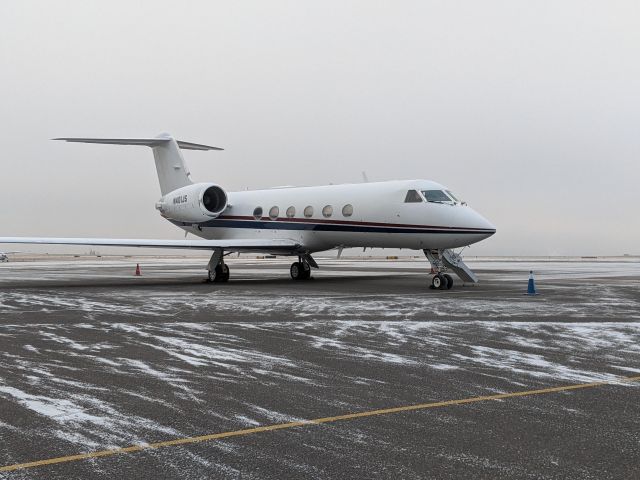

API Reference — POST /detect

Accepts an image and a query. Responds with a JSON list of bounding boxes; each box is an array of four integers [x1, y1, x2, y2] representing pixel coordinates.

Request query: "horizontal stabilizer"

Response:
[[175, 140, 224, 151], [53, 138, 223, 151], [0, 237, 300, 254]]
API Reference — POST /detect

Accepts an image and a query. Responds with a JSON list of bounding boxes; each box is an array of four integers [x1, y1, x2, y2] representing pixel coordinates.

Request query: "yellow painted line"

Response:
[[2, 374, 639, 472]]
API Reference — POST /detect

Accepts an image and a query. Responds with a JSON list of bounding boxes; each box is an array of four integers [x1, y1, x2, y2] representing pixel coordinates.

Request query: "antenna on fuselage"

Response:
[[361, 171, 369, 183]]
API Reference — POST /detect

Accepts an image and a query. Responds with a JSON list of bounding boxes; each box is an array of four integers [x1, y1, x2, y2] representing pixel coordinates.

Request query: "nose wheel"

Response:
[[431, 273, 453, 290]]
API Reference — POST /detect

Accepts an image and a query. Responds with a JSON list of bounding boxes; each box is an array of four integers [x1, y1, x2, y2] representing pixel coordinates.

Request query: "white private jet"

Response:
[[0, 134, 495, 289], [0, 251, 20, 262]]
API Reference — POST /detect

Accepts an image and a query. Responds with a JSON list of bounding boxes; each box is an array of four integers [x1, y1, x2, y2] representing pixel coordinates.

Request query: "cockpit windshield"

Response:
[[422, 190, 454, 204]]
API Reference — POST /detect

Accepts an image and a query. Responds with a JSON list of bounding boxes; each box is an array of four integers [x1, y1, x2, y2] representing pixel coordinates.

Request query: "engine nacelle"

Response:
[[155, 183, 228, 222]]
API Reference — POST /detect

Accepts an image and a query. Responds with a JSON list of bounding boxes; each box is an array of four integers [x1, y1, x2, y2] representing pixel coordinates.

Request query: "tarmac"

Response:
[[0, 256, 639, 479]]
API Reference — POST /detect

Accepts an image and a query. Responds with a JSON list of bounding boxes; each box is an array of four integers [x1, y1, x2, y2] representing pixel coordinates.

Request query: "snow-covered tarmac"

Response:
[[0, 257, 639, 478]]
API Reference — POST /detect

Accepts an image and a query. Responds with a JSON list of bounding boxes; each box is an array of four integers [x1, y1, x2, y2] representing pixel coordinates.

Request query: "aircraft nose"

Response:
[[481, 215, 496, 234], [470, 209, 496, 236]]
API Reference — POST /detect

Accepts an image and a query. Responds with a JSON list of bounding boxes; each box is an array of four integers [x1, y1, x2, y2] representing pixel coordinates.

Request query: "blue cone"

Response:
[[527, 270, 537, 295]]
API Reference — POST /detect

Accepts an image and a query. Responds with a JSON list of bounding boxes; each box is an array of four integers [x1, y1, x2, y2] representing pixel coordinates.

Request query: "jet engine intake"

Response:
[[201, 185, 227, 216], [155, 183, 228, 222]]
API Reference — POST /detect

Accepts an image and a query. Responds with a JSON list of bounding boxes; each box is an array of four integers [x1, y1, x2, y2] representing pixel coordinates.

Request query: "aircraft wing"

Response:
[[0, 237, 301, 254]]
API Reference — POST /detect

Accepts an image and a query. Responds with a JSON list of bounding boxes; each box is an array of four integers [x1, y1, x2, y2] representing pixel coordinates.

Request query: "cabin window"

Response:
[[422, 190, 453, 203], [404, 190, 423, 203], [253, 207, 263, 220], [342, 204, 353, 217], [286, 206, 296, 218], [322, 205, 333, 218], [269, 206, 279, 219], [304, 206, 314, 218]]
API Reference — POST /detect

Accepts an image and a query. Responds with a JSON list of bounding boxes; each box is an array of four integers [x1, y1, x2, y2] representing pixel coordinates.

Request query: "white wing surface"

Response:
[[0, 237, 300, 253]]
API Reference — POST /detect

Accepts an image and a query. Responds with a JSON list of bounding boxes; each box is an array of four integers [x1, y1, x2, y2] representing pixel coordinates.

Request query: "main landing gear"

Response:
[[206, 251, 318, 283], [208, 263, 230, 283], [207, 248, 230, 283], [290, 258, 311, 280]]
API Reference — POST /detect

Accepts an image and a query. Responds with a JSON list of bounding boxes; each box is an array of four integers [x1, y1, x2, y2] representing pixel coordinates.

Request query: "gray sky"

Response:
[[1, 1, 639, 256]]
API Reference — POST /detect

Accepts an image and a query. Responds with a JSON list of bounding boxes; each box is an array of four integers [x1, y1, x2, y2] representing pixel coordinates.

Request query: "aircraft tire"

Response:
[[290, 262, 303, 280], [444, 274, 453, 290], [209, 264, 229, 283], [301, 262, 311, 279], [431, 274, 444, 289], [221, 264, 230, 282], [207, 268, 217, 282]]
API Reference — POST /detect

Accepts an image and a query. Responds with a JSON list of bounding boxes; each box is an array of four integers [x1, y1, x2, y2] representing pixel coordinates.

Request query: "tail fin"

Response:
[[53, 133, 223, 195]]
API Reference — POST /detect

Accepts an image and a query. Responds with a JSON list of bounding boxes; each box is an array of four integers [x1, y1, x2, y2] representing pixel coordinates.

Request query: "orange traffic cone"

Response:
[[134, 263, 141, 276]]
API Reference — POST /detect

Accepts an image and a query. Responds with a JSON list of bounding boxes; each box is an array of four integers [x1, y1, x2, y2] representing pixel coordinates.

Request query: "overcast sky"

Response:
[[1, 1, 639, 256]]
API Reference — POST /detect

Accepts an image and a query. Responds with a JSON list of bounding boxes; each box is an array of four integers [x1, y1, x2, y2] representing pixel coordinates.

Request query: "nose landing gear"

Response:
[[424, 249, 477, 290], [431, 273, 453, 290]]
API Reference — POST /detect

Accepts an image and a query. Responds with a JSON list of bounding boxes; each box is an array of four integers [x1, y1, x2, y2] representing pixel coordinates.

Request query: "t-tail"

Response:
[[53, 133, 223, 195]]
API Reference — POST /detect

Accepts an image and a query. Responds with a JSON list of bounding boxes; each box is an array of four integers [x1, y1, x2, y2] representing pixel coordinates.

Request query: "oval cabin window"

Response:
[[286, 206, 296, 218], [342, 204, 353, 217], [269, 206, 279, 220], [322, 205, 333, 218], [253, 207, 263, 220], [304, 206, 314, 218]]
